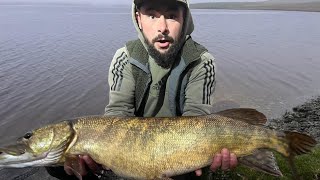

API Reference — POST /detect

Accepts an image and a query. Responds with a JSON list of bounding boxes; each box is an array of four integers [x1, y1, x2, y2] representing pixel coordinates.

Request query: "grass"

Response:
[[199, 145, 320, 180]]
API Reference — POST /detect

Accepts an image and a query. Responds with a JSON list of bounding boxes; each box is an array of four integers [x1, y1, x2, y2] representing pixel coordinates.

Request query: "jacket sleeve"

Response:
[[182, 52, 216, 116], [104, 47, 135, 116]]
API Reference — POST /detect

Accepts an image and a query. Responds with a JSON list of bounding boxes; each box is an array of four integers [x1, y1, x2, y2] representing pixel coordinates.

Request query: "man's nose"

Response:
[[157, 15, 169, 34]]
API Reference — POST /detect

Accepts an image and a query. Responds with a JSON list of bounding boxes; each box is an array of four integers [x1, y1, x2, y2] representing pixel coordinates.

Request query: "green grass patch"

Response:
[[199, 145, 320, 180]]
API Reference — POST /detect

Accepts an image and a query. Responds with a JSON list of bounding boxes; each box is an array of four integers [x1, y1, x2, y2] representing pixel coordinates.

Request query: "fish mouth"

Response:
[[0, 150, 45, 167], [0, 144, 63, 168], [0, 143, 27, 155], [0, 144, 45, 167]]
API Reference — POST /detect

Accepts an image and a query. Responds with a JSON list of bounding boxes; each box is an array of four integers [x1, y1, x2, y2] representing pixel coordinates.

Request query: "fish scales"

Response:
[[66, 115, 277, 178], [0, 108, 317, 179]]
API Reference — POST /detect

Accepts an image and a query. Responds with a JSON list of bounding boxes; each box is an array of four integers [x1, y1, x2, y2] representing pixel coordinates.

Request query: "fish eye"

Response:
[[23, 132, 33, 139]]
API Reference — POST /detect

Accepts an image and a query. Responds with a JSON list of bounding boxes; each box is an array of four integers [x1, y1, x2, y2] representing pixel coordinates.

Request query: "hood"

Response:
[[131, 0, 194, 51]]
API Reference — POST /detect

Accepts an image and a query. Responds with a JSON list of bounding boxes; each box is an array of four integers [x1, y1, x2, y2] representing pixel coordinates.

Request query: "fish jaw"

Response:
[[0, 144, 64, 168], [0, 150, 46, 168]]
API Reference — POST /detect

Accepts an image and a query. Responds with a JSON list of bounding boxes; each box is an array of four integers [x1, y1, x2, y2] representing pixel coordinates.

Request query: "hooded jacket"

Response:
[[104, 0, 216, 117]]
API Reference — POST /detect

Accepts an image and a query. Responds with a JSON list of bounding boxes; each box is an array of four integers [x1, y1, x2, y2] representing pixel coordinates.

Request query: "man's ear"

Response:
[[136, 12, 142, 29]]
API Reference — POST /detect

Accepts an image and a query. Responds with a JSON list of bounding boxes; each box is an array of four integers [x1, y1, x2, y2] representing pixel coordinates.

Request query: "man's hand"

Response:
[[64, 155, 101, 178], [194, 148, 238, 176]]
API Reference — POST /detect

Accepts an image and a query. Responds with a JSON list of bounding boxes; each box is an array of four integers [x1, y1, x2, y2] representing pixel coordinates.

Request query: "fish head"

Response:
[[0, 121, 74, 168]]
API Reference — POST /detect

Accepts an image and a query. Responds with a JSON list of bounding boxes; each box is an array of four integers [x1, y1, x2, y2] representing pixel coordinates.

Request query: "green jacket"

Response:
[[104, 0, 216, 117], [104, 37, 216, 117]]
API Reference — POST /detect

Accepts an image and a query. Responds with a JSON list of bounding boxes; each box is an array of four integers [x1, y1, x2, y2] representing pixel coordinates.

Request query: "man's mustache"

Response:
[[152, 34, 174, 43]]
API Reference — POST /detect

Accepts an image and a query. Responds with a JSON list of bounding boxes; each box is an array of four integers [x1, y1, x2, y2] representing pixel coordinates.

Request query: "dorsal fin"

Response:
[[216, 108, 267, 125]]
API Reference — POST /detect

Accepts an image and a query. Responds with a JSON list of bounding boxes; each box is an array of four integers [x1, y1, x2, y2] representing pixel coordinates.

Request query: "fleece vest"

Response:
[[126, 37, 207, 117]]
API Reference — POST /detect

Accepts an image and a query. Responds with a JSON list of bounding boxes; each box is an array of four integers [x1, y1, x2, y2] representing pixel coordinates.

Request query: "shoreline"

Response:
[[191, 2, 320, 12], [268, 96, 320, 143]]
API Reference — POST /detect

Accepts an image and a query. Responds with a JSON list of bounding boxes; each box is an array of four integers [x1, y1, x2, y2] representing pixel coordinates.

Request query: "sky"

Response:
[[0, 0, 267, 5]]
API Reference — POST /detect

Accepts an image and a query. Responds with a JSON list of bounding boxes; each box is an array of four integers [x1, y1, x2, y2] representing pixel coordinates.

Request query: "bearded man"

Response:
[[104, 0, 238, 178], [48, 0, 238, 179]]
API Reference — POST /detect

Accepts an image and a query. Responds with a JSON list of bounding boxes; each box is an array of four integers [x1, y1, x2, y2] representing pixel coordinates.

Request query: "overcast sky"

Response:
[[0, 0, 267, 5]]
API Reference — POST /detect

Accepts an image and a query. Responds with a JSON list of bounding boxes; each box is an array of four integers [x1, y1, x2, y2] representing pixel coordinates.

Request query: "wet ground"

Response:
[[1, 96, 319, 180]]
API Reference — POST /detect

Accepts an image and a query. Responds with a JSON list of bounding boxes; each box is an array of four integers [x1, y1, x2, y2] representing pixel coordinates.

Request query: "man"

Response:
[[104, 0, 238, 177], [48, 0, 237, 179]]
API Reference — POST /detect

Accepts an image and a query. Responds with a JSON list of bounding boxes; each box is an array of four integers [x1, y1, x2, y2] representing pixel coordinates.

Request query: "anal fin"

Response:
[[239, 149, 282, 176]]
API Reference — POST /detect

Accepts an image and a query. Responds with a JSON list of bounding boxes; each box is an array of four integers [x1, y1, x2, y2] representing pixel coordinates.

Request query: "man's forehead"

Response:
[[134, 0, 187, 5], [138, 0, 183, 11]]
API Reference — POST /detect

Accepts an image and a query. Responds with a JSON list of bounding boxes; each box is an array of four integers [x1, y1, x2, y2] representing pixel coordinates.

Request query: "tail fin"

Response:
[[285, 131, 317, 156], [285, 131, 317, 179]]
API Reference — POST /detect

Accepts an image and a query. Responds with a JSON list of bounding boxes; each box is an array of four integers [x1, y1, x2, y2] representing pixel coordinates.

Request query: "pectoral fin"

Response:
[[65, 156, 86, 180], [239, 149, 282, 176]]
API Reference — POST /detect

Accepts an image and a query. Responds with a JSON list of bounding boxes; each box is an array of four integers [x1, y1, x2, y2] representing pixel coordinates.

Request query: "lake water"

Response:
[[0, 5, 320, 147]]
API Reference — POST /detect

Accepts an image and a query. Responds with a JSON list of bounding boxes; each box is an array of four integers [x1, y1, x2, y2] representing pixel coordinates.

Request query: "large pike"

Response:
[[0, 108, 317, 179]]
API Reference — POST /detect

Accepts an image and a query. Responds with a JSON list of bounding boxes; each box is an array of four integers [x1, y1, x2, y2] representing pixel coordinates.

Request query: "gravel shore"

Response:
[[267, 96, 320, 143]]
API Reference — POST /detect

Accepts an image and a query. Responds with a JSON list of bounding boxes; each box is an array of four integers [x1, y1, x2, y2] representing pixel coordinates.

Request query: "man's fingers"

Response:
[[210, 153, 222, 172], [229, 153, 238, 169], [221, 148, 230, 171], [82, 155, 100, 172], [195, 169, 202, 176]]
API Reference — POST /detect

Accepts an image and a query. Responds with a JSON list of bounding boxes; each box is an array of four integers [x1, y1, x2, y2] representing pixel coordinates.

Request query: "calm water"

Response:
[[0, 5, 320, 146]]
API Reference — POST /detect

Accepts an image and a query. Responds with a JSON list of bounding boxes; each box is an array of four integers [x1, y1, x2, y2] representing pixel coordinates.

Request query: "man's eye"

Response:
[[149, 15, 155, 19]]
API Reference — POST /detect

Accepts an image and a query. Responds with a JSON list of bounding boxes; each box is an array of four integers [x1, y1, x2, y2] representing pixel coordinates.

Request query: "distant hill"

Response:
[[266, 0, 319, 3], [191, 0, 320, 12]]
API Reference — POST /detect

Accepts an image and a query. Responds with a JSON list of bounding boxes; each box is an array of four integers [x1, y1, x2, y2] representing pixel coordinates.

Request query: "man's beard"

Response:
[[144, 34, 183, 69]]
